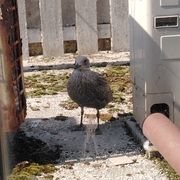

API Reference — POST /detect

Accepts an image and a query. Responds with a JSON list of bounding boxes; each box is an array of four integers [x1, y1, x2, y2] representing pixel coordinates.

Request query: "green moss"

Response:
[[24, 66, 131, 112], [153, 158, 180, 179], [8, 163, 57, 180], [102, 66, 131, 104], [8, 172, 31, 180], [59, 98, 79, 110], [24, 72, 69, 98], [108, 106, 120, 113]]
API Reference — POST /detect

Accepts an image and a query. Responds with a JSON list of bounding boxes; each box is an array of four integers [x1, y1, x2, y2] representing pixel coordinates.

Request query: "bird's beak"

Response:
[[74, 63, 81, 69]]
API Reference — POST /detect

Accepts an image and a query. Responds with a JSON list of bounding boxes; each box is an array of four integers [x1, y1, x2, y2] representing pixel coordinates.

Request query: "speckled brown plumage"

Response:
[[67, 56, 113, 134]]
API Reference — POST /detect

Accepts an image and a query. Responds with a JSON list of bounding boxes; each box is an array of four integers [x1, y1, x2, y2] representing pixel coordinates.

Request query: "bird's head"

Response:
[[74, 56, 90, 70]]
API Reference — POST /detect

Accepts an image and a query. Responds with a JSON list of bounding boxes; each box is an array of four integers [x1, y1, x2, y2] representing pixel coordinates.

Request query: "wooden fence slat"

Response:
[[75, 0, 98, 55], [17, 0, 29, 59], [28, 28, 41, 43], [63, 26, 76, 41], [39, 0, 64, 57], [97, 24, 111, 39], [97, 0, 110, 24], [110, 0, 129, 52], [18, 0, 130, 57], [26, 0, 41, 29], [28, 25, 111, 43], [61, 0, 75, 27]]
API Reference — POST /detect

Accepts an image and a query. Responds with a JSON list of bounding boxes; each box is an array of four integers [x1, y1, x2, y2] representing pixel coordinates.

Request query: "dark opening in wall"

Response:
[[151, 103, 169, 118]]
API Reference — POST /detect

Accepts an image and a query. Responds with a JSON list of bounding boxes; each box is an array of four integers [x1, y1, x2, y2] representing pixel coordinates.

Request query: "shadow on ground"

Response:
[[10, 114, 141, 168]]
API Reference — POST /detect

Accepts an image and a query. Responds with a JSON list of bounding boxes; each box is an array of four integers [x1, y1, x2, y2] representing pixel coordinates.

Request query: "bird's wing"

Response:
[[67, 70, 112, 109], [87, 72, 112, 102]]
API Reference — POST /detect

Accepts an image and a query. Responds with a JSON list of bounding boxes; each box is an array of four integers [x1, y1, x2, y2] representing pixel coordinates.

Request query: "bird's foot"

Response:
[[95, 127, 102, 135], [70, 124, 85, 131]]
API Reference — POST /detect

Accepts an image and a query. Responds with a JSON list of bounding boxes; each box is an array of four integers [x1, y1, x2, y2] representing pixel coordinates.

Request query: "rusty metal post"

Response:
[[0, 0, 26, 132], [0, 0, 27, 178], [0, 103, 8, 180]]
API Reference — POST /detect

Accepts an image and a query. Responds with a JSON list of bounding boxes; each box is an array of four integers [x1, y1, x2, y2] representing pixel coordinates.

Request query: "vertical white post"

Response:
[[110, 0, 129, 52], [39, 0, 64, 57], [75, 0, 98, 55], [17, 0, 29, 59]]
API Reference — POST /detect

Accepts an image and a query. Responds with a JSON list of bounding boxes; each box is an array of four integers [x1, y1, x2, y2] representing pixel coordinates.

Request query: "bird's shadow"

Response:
[[14, 114, 141, 165]]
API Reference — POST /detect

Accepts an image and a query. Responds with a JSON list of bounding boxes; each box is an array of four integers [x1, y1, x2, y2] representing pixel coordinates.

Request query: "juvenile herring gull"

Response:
[[67, 56, 113, 134]]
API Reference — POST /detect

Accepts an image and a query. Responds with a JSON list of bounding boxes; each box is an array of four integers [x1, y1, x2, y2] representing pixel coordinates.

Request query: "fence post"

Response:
[[39, 0, 64, 57], [110, 0, 129, 52], [17, 0, 29, 59], [75, 0, 98, 55]]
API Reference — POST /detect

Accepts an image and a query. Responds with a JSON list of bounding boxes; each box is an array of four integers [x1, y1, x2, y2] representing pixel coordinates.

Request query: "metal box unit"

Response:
[[129, 0, 180, 127]]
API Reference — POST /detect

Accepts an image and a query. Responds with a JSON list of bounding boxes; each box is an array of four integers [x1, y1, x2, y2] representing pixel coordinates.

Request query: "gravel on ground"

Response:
[[19, 52, 168, 180]]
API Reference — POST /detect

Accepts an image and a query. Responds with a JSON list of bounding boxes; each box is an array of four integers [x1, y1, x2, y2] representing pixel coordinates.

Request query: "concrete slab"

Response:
[[108, 156, 134, 165]]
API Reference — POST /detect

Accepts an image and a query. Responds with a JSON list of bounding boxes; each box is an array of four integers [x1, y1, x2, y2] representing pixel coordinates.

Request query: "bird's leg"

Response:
[[95, 109, 102, 135], [70, 106, 85, 131], [75, 106, 85, 130], [97, 109, 100, 127], [80, 106, 84, 126]]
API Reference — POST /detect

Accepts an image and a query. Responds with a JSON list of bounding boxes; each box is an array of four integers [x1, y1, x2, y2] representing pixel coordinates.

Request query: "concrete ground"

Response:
[[19, 52, 167, 179]]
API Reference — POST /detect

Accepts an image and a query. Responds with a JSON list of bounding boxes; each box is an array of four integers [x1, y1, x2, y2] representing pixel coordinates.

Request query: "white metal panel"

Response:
[[129, 0, 180, 127], [161, 35, 180, 60], [160, 0, 179, 7], [132, 85, 146, 127]]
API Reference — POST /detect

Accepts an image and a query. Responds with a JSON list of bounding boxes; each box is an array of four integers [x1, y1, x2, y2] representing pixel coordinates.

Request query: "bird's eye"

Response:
[[84, 59, 87, 63]]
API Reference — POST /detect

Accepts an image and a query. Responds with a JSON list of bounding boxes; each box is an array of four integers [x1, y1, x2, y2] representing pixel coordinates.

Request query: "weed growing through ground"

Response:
[[153, 158, 180, 180]]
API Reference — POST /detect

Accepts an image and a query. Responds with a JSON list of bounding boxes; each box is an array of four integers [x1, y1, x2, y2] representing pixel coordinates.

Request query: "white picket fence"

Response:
[[17, 0, 129, 58]]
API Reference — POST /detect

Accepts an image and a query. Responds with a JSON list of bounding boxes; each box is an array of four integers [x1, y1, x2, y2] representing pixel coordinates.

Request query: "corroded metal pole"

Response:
[[0, 0, 27, 178], [0, 0, 8, 180], [0, 0, 26, 132]]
